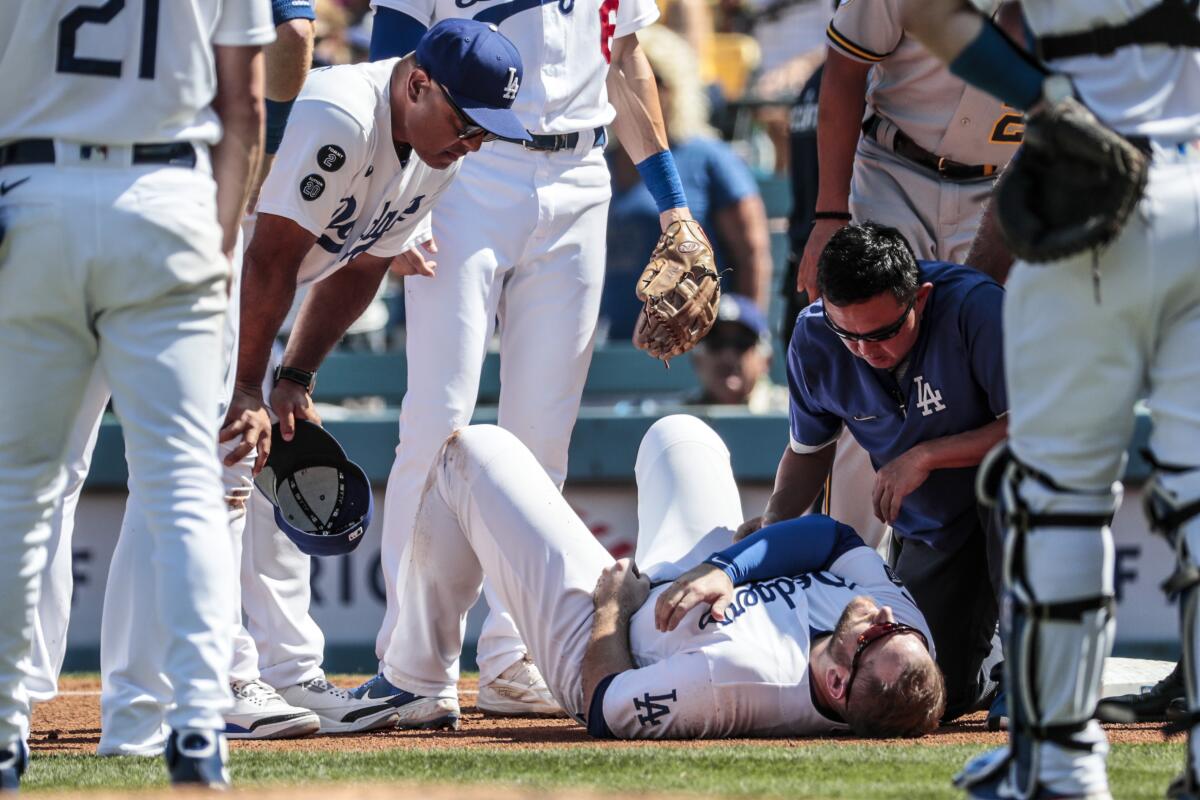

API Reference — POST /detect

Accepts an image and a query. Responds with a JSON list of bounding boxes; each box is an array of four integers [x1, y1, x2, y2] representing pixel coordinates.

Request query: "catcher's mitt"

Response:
[[632, 219, 720, 363], [994, 90, 1149, 263]]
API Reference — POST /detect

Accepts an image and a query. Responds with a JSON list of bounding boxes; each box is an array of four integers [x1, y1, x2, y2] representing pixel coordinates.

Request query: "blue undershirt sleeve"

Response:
[[369, 7, 428, 62], [703, 515, 865, 585], [948, 19, 1046, 111]]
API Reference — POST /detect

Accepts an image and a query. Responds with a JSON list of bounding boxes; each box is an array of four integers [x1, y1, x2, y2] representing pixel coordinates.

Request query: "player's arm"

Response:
[[794, 47, 870, 301], [897, 0, 1046, 111], [964, 195, 1014, 283], [270, 250, 395, 438], [369, 6, 428, 60], [582, 559, 651, 715], [656, 515, 866, 631], [220, 214, 315, 470], [606, 34, 694, 231], [211, 44, 268, 259], [872, 417, 1008, 524], [248, 17, 316, 211]]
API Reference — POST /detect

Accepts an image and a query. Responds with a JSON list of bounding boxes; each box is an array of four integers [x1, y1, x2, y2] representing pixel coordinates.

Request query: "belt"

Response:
[[0, 139, 198, 168], [863, 116, 999, 182], [500, 126, 606, 152]]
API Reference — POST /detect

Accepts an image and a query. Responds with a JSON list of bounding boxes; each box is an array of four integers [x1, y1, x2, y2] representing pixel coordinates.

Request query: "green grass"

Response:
[[22, 742, 1186, 798]]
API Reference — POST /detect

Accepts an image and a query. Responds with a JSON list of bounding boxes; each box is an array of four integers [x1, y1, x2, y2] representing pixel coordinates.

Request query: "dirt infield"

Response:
[[30, 675, 1179, 757]]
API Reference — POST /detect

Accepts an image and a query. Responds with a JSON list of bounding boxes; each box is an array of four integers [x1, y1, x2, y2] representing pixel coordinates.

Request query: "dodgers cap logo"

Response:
[[415, 19, 531, 142]]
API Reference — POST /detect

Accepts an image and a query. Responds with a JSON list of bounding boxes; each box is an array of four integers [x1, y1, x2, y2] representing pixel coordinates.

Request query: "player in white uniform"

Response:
[[896, 1, 1200, 797], [218, 18, 533, 734], [366, 0, 701, 716], [23, 1, 323, 749], [371, 415, 945, 739], [793, 0, 1021, 576], [0, 0, 273, 788]]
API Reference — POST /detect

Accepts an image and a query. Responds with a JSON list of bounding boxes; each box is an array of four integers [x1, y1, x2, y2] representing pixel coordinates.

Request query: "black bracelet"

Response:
[[274, 364, 317, 394], [812, 211, 852, 222]]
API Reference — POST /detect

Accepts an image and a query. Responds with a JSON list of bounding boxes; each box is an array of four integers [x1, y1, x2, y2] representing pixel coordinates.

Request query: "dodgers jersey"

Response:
[[787, 262, 1007, 548], [989, 0, 1200, 139], [370, 0, 660, 134], [255, 59, 459, 287], [828, 0, 1020, 166], [0, 0, 274, 146], [597, 545, 934, 738]]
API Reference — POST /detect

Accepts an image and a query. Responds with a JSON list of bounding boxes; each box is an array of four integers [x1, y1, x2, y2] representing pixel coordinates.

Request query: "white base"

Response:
[[1101, 657, 1175, 698]]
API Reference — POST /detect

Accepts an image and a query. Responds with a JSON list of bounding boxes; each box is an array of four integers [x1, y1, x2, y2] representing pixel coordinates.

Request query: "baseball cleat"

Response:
[[224, 679, 320, 740], [276, 677, 401, 734], [164, 728, 230, 790], [1095, 661, 1182, 723], [953, 746, 1112, 800], [477, 656, 563, 717], [350, 673, 461, 730], [0, 741, 27, 792]]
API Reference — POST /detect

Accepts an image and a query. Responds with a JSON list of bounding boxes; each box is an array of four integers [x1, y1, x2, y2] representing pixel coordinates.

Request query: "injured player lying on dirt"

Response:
[[356, 414, 945, 739]]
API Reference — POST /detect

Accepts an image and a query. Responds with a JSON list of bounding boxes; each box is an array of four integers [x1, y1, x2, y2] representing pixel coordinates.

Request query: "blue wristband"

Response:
[[635, 150, 687, 213], [264, 98, 296, 155]]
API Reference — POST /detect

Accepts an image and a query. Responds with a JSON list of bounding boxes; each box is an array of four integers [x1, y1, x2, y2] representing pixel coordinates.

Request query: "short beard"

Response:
[[828, 601, 861, 669]]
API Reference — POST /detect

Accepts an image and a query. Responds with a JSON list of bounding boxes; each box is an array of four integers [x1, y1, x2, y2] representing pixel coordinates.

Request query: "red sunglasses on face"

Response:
[[843, 621, 929, 706]]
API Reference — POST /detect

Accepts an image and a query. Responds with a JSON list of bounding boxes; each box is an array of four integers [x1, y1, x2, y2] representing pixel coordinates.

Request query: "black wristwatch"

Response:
[[274, 364, 317, 394]]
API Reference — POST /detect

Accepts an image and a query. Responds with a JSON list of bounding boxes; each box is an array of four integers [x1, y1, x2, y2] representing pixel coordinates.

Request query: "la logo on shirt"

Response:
[[915, 376, 946, 417]]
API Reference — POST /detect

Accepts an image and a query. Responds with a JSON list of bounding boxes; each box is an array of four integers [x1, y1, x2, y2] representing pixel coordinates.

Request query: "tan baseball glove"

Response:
[[632, 219, 720, 364]]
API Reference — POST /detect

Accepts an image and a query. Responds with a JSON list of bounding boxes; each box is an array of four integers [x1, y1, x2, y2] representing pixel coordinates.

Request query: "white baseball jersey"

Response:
[[599, 547, 935, 739], [1016, 0, 1200, 139], [256, 59, 459, 287], [371, 0, 659, 133], [0, 0, 274, 145], [828, 0, 1020, 166]]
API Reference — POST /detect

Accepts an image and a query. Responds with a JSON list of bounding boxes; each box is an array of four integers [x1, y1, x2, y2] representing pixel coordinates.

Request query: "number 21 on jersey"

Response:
[[57, 0, 160, 79]]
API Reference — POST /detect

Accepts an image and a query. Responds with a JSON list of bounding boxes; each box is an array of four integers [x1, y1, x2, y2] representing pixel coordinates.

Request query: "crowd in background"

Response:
[[289, 0, 828, 411]]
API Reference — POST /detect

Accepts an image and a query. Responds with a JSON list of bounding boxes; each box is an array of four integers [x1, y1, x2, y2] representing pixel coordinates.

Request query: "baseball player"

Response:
[[216, 17, 532, 734], [23, 0, 322, 748], [789, 2, 1021, 705], [365, 0, 700, 716], [895, 1, 1200, 798], [373, 415, 944, 737], [0, 0, 273, 789]]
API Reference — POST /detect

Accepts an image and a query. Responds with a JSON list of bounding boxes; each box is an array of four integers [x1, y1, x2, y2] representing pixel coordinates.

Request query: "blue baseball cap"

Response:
[[716, 293, 769, 339], [253, 421, 373, 557], [416, 19, 531, 142]]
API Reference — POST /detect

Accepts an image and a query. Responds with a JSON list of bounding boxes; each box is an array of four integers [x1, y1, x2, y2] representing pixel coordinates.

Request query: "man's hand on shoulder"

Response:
[[654, 562, 734, 633], [220, 383, 272, 474], [593, 558, 651, 621], [735, 511, 781, 542]]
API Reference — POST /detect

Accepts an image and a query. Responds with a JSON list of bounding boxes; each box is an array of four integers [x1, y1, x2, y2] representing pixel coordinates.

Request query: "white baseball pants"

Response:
[[379, 141, 610, 684], [0, 154, 235, 747], [383, 415, 742, 719]]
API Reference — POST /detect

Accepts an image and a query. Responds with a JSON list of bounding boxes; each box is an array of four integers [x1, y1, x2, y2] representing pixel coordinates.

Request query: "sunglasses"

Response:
[[843, 621, 929, 706], [823, 295, 917, 343], [431, 78, 499, 143]]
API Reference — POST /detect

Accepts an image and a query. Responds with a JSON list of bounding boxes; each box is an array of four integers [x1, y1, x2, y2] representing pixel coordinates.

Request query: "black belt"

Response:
[[863, 115, 999, 182], [1037, 0, 1200, 61], [500, 126, 606, 152], [0, 139, 198, 168]]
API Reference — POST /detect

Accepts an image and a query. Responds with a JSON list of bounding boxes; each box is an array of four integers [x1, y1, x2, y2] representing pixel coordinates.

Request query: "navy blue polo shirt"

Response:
[[787, 261, 1006, 550]]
